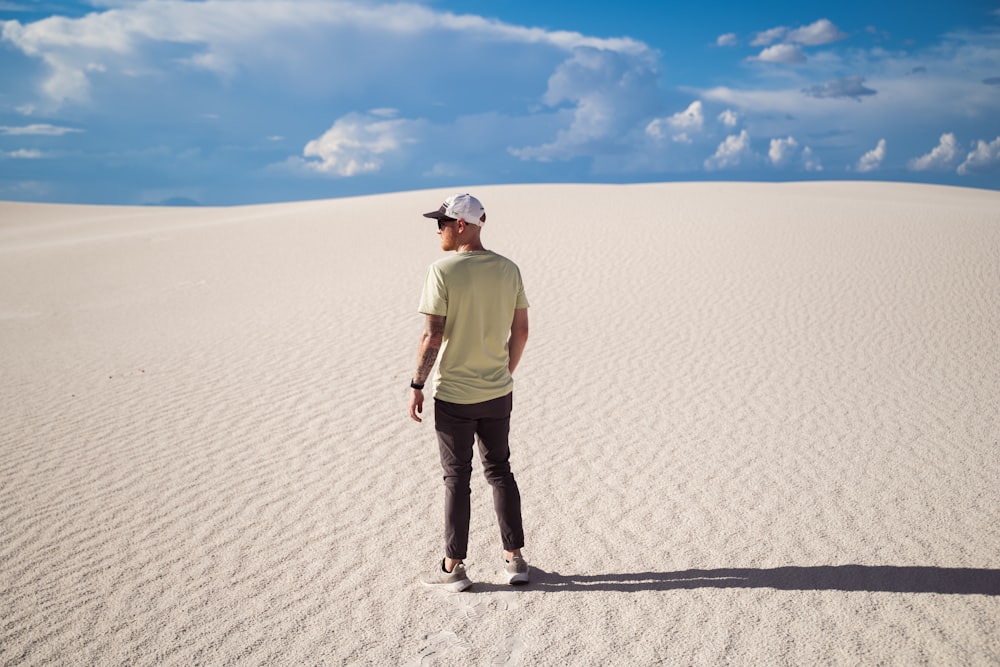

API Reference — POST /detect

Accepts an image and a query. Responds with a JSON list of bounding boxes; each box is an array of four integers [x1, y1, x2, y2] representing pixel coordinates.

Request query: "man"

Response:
[[408, 193, 530, 592]]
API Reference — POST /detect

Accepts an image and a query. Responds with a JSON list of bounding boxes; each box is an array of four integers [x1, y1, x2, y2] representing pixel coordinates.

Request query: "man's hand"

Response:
[[408, 388, 424, 422]]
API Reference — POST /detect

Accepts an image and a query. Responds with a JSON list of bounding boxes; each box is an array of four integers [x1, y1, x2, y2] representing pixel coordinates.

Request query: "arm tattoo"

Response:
[[414, 315, 446, 384], [416, 346, 438, 381], [426, 314, 446, 337]]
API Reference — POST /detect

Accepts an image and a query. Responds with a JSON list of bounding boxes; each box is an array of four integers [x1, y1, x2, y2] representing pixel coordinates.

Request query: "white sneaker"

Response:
[[420, 560, 472, 592], [505, 556, 530, 585]]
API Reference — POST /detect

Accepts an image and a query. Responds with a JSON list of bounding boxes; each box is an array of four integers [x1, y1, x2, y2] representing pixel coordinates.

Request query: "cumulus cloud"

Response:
[[856, 139, 886, 172], [958, 136, 1000, 174], [716, 33, 737, 47], [768, 136, 798, 166], [752, 27, 787, 47], [802, 146, 822, 171], [786, 19, 847, 46], [752, 43, 806, 64], [299, 110, 423, 177], [0, 123, 81, 135], [749, 19, 845, 64], [803, 76, 877, 101], [511, 46, 661, 162], [705, 130, 752, 170], [646, 100, 703, 143], [717, 109, 739, 128], [908, 133, 960, 171], [768, 136, 822, 171], [753, 18, 846, 47]]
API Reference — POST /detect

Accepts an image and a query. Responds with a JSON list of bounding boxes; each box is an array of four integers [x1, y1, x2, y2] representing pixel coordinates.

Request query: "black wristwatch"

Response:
[[410, 380, 425, 390]]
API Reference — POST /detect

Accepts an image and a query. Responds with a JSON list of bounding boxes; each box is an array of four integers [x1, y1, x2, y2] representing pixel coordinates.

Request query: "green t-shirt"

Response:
[[418, 250, 529, 404]]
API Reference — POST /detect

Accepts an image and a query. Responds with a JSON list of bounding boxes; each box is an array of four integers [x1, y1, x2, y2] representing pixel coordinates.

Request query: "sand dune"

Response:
[[1, 182, 998, 665]]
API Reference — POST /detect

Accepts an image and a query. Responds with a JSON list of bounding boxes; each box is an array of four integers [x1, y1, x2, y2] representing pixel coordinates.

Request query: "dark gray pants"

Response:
[[434, 393, 524, 560]]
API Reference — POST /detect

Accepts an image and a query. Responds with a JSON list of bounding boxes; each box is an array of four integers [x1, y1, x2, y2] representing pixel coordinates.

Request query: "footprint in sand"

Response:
[[424, 589, 490, 620], [403, 631, 471, 666], [491, 635, 527, 666], [493, 591, 520, 611], [417, 588, 525, 663]]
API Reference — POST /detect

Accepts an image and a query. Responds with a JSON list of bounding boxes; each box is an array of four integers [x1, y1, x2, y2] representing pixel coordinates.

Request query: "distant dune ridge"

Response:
[[1, 182, 998, 665]]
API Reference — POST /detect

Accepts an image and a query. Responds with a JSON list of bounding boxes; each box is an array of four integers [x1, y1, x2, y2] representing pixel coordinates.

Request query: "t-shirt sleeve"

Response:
[[418, 265, 448, 315]]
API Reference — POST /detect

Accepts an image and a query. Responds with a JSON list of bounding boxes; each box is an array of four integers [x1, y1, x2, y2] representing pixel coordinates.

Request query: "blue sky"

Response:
[[1, 0, 999, 205]]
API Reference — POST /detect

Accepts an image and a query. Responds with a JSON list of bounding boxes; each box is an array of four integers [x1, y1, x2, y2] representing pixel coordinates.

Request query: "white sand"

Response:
[[1, 182, 998, 666]]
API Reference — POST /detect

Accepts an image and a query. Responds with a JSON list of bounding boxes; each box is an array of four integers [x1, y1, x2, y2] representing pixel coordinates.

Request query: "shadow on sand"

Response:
[[525, 566, 1000, 596]]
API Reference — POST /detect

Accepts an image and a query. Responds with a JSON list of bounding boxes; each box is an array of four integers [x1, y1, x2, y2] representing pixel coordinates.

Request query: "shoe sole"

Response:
[[507, 570, 530, 586]]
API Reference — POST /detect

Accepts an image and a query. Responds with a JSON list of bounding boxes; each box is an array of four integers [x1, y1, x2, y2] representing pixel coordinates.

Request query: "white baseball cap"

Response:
[[422, 193, 486, 226]]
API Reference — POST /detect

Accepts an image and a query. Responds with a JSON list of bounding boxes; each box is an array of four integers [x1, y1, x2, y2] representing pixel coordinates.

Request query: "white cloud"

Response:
[[299, 110, 422, 177], [958, 136, 1000, 174], [669, 101, 704, 131], [716, 33, 737, 47], [644, 121, 672, 142], [908, 133, 961, 171], [717, 109, 739, 128], [511, 47, 661, 162], [0, 123, 81, 135], [767, 136, 822, 171], [752, 44, 806, 64], [802, 146, 823, 171], [753, 19, 846, 47], [752, 27, 787, 47], [646, 100, 703, 143], [2, 148, 44, 158], [768, 136, 798, 166], [705, 130, 752, 170], [786, 19, 847, 46], [2, 1, 651, 106], [748, 19, 846, 65], [856, 139, 887, 172]]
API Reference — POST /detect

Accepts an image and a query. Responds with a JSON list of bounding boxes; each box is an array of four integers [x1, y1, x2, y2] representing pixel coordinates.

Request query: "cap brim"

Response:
[[422, 203, 453, 220]]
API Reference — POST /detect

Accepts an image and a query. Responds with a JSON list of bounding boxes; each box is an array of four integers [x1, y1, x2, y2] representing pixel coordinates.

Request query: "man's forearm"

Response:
[[414, 337, 440, 384], [413, 315, 446, 384], [508, 308, 529, 375], [508, 331, 528, 374]]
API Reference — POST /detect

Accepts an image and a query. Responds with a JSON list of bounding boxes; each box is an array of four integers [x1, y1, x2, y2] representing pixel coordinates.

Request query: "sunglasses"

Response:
[[437, 217, 458, 230]]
